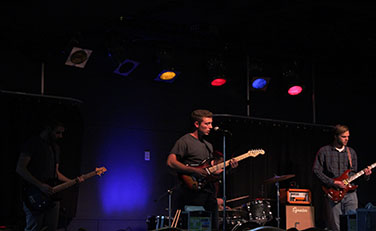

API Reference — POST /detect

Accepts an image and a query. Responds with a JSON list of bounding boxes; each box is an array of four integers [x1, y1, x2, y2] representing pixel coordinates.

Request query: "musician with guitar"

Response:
[[16, 119, 84, 231], [313, 124, 372, 231], [166, 109, 238, 230]]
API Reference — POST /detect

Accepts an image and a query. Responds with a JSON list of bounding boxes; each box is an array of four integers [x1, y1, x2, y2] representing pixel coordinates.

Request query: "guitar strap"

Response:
[[202, 139, 213, 159], [347, 147, 353, 169]]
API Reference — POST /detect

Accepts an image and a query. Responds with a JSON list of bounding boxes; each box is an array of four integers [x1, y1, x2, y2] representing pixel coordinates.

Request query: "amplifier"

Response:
[[285, 205, 315, 230], [280, 188, 311, 205]]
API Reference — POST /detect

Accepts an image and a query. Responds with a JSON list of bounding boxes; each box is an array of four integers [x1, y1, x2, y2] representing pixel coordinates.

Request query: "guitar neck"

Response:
[[208, 149, 264, 173], [347, 162, 376, 184], [52, 170, 99, 193]]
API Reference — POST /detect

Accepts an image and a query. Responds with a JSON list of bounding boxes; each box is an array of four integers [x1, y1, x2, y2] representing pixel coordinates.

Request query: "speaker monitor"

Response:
[[356, 208, 376, 231], [285, 205, 315, 230]]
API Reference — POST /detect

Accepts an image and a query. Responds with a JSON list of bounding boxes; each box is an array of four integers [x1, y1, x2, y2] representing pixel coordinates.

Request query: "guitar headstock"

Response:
[[96, 167, 107, 176], [247, 149, 265, 157]]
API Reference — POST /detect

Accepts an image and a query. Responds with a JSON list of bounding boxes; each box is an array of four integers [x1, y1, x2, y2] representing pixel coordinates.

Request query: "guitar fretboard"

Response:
[[346, 162, 376, 184], [53, 168, 106, 193], [208, 149, 264, 173]]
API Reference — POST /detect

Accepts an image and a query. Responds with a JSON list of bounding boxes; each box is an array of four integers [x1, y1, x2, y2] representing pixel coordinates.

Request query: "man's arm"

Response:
[[16, 153, 54, 195], [56, 164, 85, 183], [167, 154, 208, 176], [312, 150, 337, 188], [56, 164, 71, 182]]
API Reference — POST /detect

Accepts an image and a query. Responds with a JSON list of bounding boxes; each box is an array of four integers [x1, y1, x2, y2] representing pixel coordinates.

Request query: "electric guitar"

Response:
[[179, 149, 265, 191], [24, 167, 107, 211], [322, 162, 376, 203]]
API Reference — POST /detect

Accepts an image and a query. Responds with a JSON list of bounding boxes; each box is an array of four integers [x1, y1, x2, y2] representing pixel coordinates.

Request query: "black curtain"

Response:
[[209, 115, 332, 229], [0, 91, 84, 229]]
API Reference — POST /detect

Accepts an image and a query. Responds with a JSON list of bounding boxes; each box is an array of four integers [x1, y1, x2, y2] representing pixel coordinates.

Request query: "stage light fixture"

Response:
[[113, 59, 140, 77], [251, 77, 270, 91], [287, 85, 303, 96], [154, 68, 180, 83], [207, 56, 227, 87], [284, 75, 304, 96], [65, 47, 92, 68], [211, 77, 227, 87], [282, 60, 304, 96], [154, 48, 180, 83]]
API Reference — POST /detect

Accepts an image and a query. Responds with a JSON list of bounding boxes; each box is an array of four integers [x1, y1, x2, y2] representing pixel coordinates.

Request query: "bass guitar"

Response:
[[322, 162, 376, 203], [25, 166, 107, 211], [179, 149, 265, 191]]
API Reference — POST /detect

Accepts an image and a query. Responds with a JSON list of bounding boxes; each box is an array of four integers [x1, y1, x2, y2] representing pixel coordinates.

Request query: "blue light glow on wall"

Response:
[[98, 128, 153, 215]]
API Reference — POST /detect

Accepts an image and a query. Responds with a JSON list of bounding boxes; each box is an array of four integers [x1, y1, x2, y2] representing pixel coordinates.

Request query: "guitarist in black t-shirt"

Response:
[[16, 119, 84, 231], [167, 109, 238, 230]]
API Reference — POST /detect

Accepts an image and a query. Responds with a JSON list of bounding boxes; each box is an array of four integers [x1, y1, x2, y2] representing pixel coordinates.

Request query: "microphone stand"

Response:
[[222, 134, 227, 231]]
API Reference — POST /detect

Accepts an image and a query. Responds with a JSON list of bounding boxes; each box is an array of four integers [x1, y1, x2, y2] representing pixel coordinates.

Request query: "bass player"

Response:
[[313, 124, 372, 231], [166, 109, 238, 230], [16, 118, 84, 231]]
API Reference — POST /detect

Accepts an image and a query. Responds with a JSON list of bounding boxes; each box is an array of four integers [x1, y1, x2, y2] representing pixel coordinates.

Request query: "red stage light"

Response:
[[288, 85, 303, 95], [211, 78, 227, 86]]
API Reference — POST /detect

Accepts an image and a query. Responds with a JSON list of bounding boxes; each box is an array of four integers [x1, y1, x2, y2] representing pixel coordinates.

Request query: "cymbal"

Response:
[[263, 174, 295, 184]]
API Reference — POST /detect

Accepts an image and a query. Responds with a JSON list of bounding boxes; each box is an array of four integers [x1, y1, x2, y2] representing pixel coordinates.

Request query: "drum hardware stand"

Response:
[[275, 180, 281, 229], [154, 185, 178, 227], [168, 189, 173, 227], [263, 174, 295, 229]]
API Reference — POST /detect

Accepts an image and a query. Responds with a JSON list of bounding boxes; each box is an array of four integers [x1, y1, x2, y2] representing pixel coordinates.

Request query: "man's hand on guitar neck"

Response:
[[76, 176, 85, 183], [229, 159, 239, 168], [364, 166, 372, 176]]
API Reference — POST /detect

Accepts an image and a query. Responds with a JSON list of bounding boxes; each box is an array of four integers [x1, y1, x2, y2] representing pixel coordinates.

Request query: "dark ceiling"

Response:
[[3, 1, 376, 60]]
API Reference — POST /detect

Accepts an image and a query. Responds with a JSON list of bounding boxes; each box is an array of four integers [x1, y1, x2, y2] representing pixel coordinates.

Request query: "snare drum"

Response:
[[219, 209, 248, 231], [243, 199, 273, 224]]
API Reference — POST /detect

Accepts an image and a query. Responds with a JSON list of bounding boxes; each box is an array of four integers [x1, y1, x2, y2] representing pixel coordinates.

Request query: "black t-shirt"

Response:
[[170, 133, 213, 165], [20, 135, 60, 184]]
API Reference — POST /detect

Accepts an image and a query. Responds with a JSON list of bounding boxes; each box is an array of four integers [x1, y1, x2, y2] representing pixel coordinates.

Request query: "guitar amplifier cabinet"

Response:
[[280, 188, 311, 205], [285, 205, 315, 230]]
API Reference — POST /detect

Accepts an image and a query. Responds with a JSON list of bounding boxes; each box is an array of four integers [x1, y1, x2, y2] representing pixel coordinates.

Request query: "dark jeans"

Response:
[[176, 184, 219, 230], [23, 201, 60, 231]]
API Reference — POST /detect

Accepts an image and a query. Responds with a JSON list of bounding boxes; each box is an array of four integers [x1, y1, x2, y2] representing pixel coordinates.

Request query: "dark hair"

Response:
[[43, 118, 64, 131], [333, 124, 349, 136], [191, 109, 213, 124]]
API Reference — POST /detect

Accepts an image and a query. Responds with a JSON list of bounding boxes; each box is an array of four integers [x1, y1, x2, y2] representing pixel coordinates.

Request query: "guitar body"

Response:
[[322, 169, 358, 203], [24, 185, 57, 212], [179, 159, 220, 191]]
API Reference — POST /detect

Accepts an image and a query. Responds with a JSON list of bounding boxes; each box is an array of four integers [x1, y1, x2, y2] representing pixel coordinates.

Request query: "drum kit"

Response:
[[219, 174, 295, 231], [147, 174, 295, 230]]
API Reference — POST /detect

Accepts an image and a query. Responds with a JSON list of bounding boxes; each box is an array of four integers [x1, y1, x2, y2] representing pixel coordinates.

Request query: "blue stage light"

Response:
[[252, 78, 267, 89], [250, 77, 270, 91]]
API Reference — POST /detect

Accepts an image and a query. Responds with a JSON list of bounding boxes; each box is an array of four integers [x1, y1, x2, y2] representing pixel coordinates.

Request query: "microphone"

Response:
[[213, 126, 232, 136]]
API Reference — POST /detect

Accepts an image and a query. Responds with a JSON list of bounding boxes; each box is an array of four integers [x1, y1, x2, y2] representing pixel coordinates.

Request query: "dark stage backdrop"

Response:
[[0, 91, 84, 230]]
